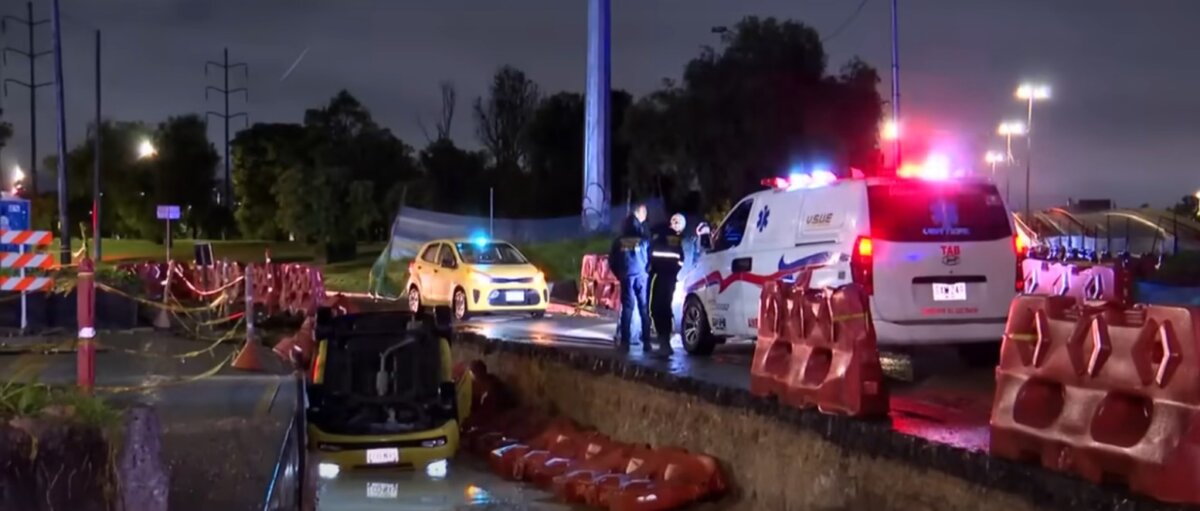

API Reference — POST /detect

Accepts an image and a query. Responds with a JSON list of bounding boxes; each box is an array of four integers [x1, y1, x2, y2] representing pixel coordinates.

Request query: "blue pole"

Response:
[[582, 0, 611, 231], [51, 0, 70, 264]]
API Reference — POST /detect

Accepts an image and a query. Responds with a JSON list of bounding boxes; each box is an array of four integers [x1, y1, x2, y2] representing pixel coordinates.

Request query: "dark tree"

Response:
[[473, 66, 540, 171]]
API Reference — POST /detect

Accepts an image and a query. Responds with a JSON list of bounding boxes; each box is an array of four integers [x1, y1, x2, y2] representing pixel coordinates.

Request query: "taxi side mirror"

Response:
[[440, 258, 457, 269], [699, 235, 713, 251]]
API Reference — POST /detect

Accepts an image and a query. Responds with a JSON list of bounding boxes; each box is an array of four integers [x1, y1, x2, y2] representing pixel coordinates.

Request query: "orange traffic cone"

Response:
[[232, 334, 266, 372]]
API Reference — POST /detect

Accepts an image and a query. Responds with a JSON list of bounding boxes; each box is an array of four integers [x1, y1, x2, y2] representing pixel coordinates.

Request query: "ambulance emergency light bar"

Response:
[[761, 169, 839, 191]]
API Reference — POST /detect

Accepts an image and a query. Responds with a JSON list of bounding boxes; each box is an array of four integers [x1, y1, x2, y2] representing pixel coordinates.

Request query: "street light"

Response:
[[11, 165, 25, 185], [997, 121, 1026, 161], [1015, 81, 1051, 220], [137, 139, 157, 159], [881, 119, 901, 141]]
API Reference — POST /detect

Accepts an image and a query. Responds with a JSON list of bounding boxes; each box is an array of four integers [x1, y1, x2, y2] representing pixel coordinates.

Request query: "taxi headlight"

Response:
[[534, 271, 545, 283], [470, 271, 491, 284]]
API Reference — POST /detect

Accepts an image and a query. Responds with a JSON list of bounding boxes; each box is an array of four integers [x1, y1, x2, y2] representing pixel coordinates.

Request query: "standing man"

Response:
[[649, 214, 686, 355], [608, 204, 651, 352]]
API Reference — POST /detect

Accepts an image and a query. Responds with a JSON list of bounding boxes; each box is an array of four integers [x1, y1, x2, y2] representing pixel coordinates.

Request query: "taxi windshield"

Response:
[[455, 242, 528, 265]]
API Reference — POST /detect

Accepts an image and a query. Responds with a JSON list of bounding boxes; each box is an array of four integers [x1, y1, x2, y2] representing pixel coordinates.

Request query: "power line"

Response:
[[821, 0, 870, 43], [204, 47, 248, 212], [2, 1, 52, 195]]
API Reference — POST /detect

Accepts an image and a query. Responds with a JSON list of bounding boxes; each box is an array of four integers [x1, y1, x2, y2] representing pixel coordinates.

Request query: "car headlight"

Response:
[[470, 271, 491, 284], [420, 437, 447, 448], [534, 271, 545, 283]]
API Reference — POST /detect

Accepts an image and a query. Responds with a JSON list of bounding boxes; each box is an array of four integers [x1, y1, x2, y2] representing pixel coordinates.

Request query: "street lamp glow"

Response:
[[985, 151, 1005, 164], [1016, 83, 1051, 101], [881, 119, 900, 141], [997, 121, 1027, 136], [11, 165, 25, 184], [137, 139, 157, 159]]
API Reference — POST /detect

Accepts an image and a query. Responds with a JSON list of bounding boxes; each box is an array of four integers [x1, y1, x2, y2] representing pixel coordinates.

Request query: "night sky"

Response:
[[1, 0, 1196, 209]]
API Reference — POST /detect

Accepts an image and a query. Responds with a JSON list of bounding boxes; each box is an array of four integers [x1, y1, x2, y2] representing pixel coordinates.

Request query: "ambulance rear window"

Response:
[[867, 182, 1012, 242]]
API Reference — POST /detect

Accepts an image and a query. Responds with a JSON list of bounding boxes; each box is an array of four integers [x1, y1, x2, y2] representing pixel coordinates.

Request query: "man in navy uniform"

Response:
[[648, 214, 687, 356], [608, 204, 651, 352]]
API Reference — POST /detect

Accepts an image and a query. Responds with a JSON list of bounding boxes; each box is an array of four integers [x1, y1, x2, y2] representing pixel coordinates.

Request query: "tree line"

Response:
[[0, 17, 889, 253]]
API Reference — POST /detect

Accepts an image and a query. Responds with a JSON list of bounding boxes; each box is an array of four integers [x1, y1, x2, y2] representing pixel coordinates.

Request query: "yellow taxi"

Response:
[[406, 237, 548, 321]]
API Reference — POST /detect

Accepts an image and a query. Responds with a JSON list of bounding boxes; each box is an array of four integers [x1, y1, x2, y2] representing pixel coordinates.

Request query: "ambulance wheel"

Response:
[[682, 297, 717, 356]]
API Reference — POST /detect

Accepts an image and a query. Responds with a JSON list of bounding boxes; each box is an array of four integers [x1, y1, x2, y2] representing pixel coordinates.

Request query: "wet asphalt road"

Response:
[[458, 312, 994, 452], [0, 332, 294, 511]]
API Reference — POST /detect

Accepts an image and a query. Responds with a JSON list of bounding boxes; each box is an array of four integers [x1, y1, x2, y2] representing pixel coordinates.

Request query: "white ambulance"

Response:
[[679, 170, 1025, 357]]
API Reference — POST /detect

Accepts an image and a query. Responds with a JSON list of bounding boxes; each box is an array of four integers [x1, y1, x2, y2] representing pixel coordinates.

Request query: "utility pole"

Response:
[[889, 0, 901, 166], [2, 2, 52, 195], [204, 48, 248, 213], [50, 0, 69, 264], [93, 30, 101, 261]]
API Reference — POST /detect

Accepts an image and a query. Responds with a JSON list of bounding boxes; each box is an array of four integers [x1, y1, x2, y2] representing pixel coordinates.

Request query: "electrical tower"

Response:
[[2, 2, 52, 195], [204, 47, 247, 209]]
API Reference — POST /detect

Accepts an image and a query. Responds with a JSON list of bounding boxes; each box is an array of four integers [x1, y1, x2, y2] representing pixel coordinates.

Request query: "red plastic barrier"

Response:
[[552, 443, 640, 502], [488, 418, 579, 479], [750, 281, 887, 417], [1022, 259, 1131, 304], [528, 435, 622, 488], [991, 295, 1200, 504], [608, 448, 728, 511]]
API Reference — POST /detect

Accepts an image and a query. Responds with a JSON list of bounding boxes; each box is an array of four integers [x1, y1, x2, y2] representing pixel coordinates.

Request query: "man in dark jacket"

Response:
[[608, 205, 651, 352], [648, 214, 687, 355]]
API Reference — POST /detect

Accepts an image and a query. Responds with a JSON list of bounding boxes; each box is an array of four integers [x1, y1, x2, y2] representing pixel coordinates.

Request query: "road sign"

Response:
[[0, 199, 31, 254], [156, 205, 181, 220]]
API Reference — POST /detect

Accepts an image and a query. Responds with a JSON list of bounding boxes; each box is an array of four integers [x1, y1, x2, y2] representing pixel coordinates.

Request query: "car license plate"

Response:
[[505, 290, 525, 303], [366, 482, 399, 499], [932, 282, 967, 302], [365, 447, 399, 465]]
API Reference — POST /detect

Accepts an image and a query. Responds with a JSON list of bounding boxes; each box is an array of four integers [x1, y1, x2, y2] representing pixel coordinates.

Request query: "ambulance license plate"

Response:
[[932, 283, 967, 302]]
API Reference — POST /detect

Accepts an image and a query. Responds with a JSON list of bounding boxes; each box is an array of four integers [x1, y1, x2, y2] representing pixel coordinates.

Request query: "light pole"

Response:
[[984, 150, 1006, 203], [997, 120, 1027, 163], [1016, 82, 1050, 220]]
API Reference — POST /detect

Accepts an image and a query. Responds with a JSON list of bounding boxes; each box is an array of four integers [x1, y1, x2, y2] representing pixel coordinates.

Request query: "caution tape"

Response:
[[97, 317, 246, 360], [96, 282, 219, 313], [171, 264, 246, 297], [96, 351, 234, 394]]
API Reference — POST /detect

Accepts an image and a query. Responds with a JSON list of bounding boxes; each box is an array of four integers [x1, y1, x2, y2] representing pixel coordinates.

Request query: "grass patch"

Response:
[[0, 380, 121, 429], [521, 237, 610, 282]]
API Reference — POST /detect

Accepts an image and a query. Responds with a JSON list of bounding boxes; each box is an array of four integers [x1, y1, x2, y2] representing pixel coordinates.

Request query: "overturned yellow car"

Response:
[[306, 311, 469, 475]]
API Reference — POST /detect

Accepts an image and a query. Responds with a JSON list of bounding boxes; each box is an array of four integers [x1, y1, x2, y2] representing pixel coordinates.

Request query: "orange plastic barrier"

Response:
[[528, 435, 624, 488], [608, 448, 727, 511], [991, 294, 1200, 504], [750, 281, 887, 417], [577, 253, 622, 313], [1021, 259, 1131, 304], [488, 418, 579, 479]]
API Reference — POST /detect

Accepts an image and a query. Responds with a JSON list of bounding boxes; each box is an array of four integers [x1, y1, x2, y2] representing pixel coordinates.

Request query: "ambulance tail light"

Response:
[[1013, 234, 1028, 293], [851, 236, 874, 295]]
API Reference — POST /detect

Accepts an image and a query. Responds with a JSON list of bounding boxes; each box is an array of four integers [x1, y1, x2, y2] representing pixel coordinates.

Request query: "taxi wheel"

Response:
[[453, 288, 471, 321], [530, 311, 545, 319], [682, 297, 717, 356], [408, 285, 422, 313]]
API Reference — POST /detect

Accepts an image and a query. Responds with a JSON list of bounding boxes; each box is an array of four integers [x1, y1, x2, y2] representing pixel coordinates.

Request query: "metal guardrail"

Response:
[[261, 373, 307, 511]]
